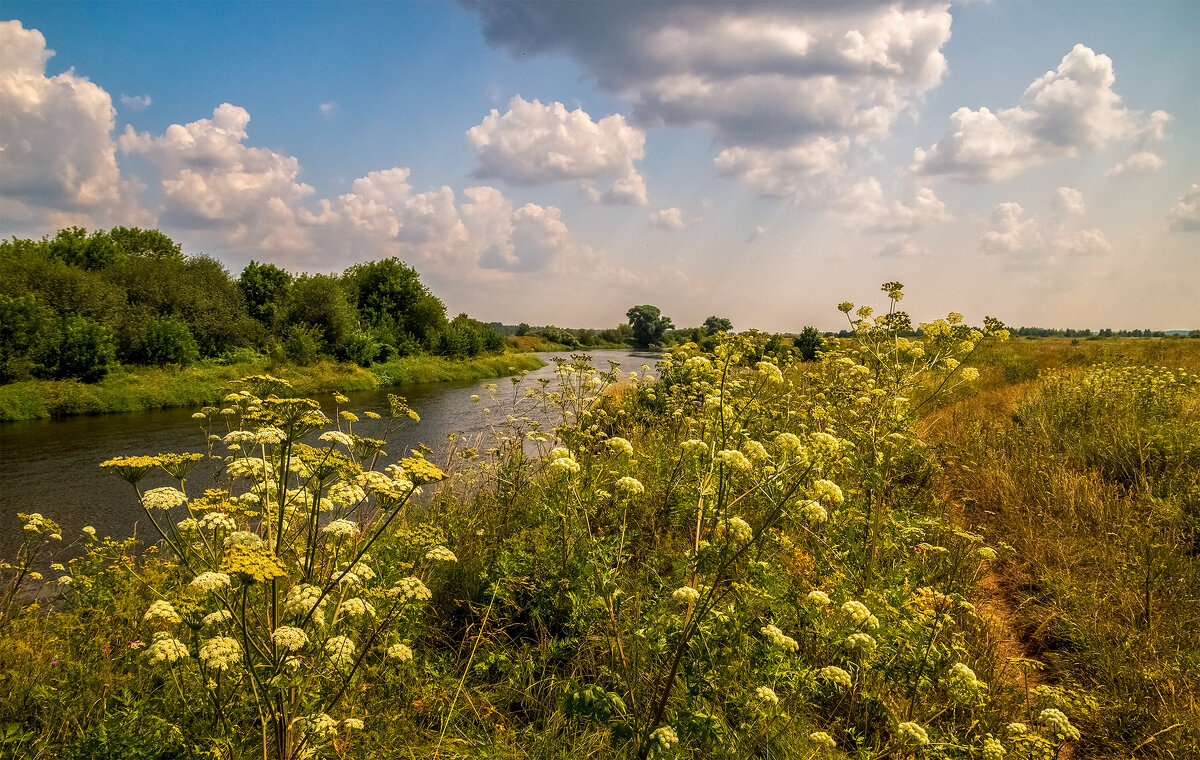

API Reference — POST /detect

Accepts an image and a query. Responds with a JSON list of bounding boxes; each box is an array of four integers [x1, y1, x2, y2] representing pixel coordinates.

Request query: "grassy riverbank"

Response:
[[0, 352, 546, 422]]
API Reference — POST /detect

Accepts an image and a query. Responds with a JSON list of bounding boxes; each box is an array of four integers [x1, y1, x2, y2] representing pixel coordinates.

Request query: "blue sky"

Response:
[[2, 1, 1197, 331]]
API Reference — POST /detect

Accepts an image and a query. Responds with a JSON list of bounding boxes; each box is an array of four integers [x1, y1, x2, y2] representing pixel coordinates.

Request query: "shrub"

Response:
[[35, 315, 117, 382], [135, 316, 200, 366]]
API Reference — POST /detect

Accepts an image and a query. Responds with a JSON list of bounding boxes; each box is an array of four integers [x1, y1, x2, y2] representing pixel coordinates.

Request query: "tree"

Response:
[[341, 258, 447, 348], [794, 326, 824, 361], [281, 275, 357, 358], [703, 316, 733, 335], [136, 316, 200, 366], [35, 315, 117, 382], [626, 305, 674, 347], [239, 260, 293, 327]]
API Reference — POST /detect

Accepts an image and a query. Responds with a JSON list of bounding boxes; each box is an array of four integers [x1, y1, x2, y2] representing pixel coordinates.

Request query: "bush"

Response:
[[135, 316, 200, 366], [35, 315, 117, 382], [282, 324, 323, 366]]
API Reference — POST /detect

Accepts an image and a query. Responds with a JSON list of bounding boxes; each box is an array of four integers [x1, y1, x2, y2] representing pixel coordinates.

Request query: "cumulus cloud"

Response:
[[648, 207, 686, 229], [914, 44, 1163, 182], [714, 138, 848, 203], [1105, 151, 1164, 178], [746, 225, 768, 243], [468, 96, 646, 205], [981, 199, 1110, 263], [120, 93, 152, 110], [319, 101, 337, 116], [1167, 184, 1200, 233], [471, 2, 951, 149], [1051, 186, 1086, 216], [0, 20, 136, 220], [878, 236, 928, 258], [834, 177, 949, 232]]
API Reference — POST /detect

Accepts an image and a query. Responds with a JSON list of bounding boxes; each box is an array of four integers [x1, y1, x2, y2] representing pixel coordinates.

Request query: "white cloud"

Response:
[[120, 93, 152, 110], [472, 2, 951, 148], [746, 225, 768, 243], [319, 101, 337, 116], [878, 236, 928, 258], [648, 207, 686, 229], [914, 44, 1161, 182], [0, 20, 137, 221], [1105, 151, 1164, 178], [981, 200, 1110, 263], [834, 177, 949, 232], [468, 95, 646, 205], [1051, 186, 1086, 216], [714, 137, 849, 202], [1167, 184, 1200, 233]]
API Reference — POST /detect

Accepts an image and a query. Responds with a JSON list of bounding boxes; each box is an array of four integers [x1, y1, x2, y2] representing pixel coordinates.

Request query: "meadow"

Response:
[[1, 285, 1196, 760]]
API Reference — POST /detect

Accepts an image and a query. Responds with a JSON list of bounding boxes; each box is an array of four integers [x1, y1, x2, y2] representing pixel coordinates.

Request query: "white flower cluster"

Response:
[[143, 600, 181, 625], [760, 624, 798, 652], [809, 479, 844, 505], [716, 449, 752, 472], [387, 643, 414, 662], [681, 439, 709, 457], [319, 431, 355, 448], [897, 721, 930, 744], [198, 511, 237, 532], [754, 685, 779, 705], [650, 726, 678, 748], [800, 500, 828, 524], [756, 361, 784, 384], [283, 584, 327, 619], [307, 713, 338, 740], [742, 439, 768, 462], [843, 632, 877, 654], [950, 662, 987, 697], [841, 600, 872, 625], [1038, 708, 1081, 741], [143, 487, 188, 511], [809, 731, 836, 749], [343, 718, 364, 731], [388, 576, 432, 602], [199, 636, 242, 671], [202, 609, 233, 628], [719, 516, 753, 544], [223, 531, 265, 549], [547, 455, 581, 476], [322, 519, 358, 539], [189, 572, 232, 594], [425, 545, 458, 563], [982, 736, 1006, 760], [272, 626, 309, 651], [605, 437, 634, 457], [145, 631, 189, 666], [806, 590, 831, 606], [254, 426, 287, 445], [615, 476, 645, 495], [818, 665, 852, 690], [338, 598, 375, 618], [325, 635, 356, 669], [672, 586, 700, 605]]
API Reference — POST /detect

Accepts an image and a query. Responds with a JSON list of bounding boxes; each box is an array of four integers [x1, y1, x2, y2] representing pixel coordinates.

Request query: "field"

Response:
[[1, 298, 1197, 759]]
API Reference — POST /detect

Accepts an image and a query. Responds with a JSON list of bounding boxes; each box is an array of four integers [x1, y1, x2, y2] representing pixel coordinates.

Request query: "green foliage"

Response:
[[342, 257, 448, 348], [134, 316, 200, 366], [626, 304, 674, 347], [36, 315, 117, 382], [794, 326, 824, 362], [282, 274, 357, 358], [0, 293, 56, 382], [283, 324, 324, 366], [703, 315, 733, 335], [238, 259, 293, 326]]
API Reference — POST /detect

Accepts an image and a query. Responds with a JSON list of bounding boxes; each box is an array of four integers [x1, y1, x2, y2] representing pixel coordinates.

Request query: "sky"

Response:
[[1, 1, 1197, 332]]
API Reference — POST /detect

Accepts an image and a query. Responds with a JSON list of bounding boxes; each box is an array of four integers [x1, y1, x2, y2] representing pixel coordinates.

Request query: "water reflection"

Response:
[[0, 350, 659, 555]]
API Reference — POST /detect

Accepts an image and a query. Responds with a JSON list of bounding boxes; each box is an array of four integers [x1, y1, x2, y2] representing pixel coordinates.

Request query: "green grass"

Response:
[[0, 353, 546, 422]]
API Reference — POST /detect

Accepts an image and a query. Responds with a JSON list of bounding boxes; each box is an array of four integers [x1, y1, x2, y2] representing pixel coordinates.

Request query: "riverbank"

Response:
[[0, 352, 546, 422]]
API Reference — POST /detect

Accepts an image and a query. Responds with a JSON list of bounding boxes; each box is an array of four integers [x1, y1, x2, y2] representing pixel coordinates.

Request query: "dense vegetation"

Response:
[[4, 284, 1194, 758], [0, 227, 507, 386]]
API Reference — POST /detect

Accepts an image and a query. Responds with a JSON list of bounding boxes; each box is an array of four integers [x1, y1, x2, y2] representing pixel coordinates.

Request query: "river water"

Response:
[[0, 349, 660, 556]]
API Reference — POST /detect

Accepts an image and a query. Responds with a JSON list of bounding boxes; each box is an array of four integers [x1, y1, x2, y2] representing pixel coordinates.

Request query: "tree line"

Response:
[[0, 227, 505, 383]]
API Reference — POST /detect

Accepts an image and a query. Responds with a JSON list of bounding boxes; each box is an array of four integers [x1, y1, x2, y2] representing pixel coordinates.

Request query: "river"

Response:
[[0, 349, 660, 557]]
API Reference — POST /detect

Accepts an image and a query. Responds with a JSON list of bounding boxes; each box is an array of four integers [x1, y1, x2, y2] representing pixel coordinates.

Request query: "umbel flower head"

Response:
[[220, 544, 288, 583], [145, 631, 189, 667], [198, 636, 242, 671]]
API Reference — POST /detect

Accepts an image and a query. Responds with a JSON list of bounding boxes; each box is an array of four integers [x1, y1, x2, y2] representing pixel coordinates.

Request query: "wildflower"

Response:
[[343, 718, 364, 731], [977, 546, 997, 560], [842, 600, 872, 626], [388, 576, 432, 602], [198, 636, 242, 671], [605, 437, 634, 457], [325, 635, 356, 669], [254, 427, 286, 445], [547, 456, 581, 476], [176, 518, 198, 532], [810, 731, 836, 749], [221, 544, 287, 583], [1006, 723, 1028, 735], [199, 512, 237, 532], [387, 643, 414, 662], [800, 500, 828, 524], [806, 590, 831, 606], [223, 430, 255, 445], [843, 632, 877, 654], [809, 479, 844, 505], [189, 572, 232, 594], [58, 575, 73, 585], [425, 545, 458, 563], [346, 560, 376, 582], [982, 736, 1006, 760], [716, 449, 752, 471], [202, 610, 233, 628], [99, 455, 159, 484], [615, 476, 645, 495], [1038, 708, 1081, 741], [742, 439, 768, 462], [760, 624, 799, 652], [754, 685, 779, 705], [192, 412, 207, 419], [338, 598, 375, 618], [82, 526, 96, 539], [51, 563, 65, 572], [223, 531, 264, 549], [720, 516, 753, 544], [143, 600, 182, 625], [897, 722, 930, 745], [756, 361, 784, 384], [319, 431, 354, 448], [817, 665, 852, 690], [272, 626, 309, 651], [142, 487, 188, 511], [48, 533, 61, 541], [673, 586, 700, 605], [283, 584, 327, 619], [650, 726, 678, 748], [145, 632, 189, 667], [322, 519, 358, 539], [681, 438, 709, 457], [307, 713, 338, 740]]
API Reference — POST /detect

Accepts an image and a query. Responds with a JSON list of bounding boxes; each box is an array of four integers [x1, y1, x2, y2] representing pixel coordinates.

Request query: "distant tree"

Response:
[[703, 316, 733, 335], [108, 227, 183, 259], [341, 258, 447, 348], [239, 260, 293, 327], [282, 275, 356, 358], [136, 316, 200, 366], [516, 322, 530, 337], [47, 227, 119, 270], [626, 305, 674, 347], [794, 326, 824, 361], [35, 315, 117, 382], [0, 294, 55, 382]]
